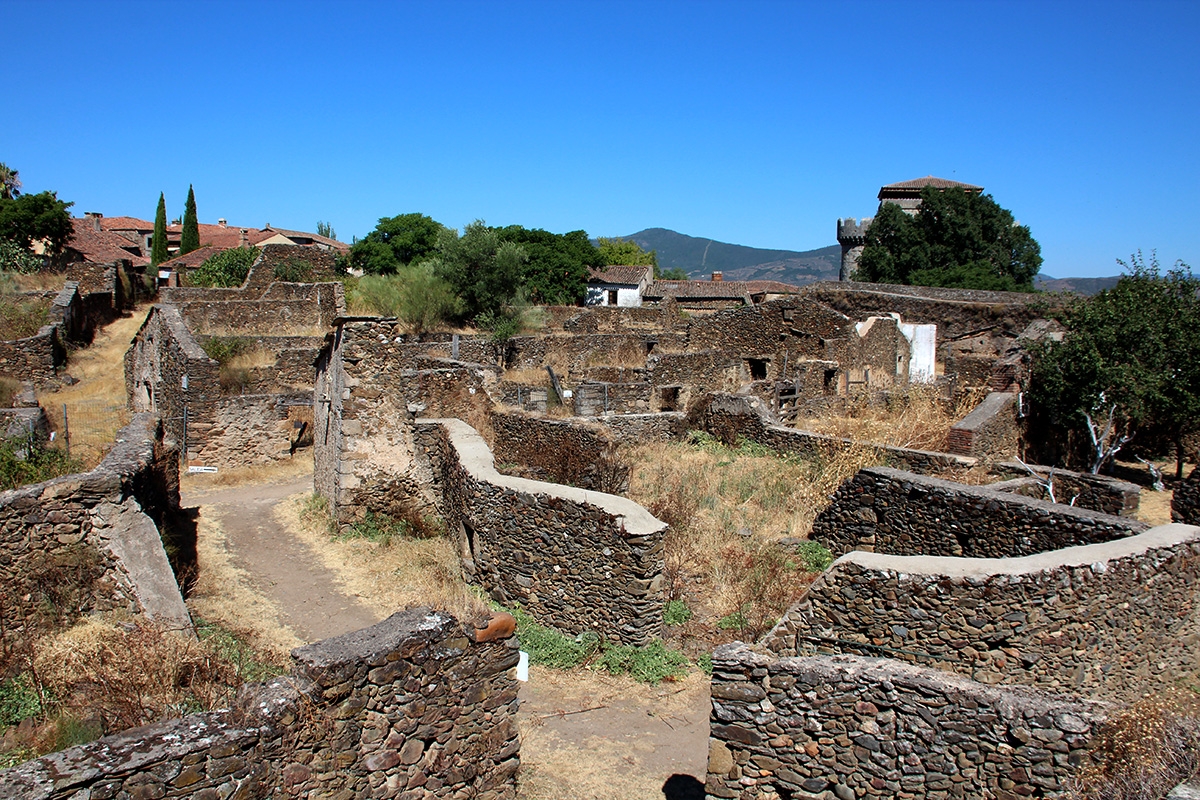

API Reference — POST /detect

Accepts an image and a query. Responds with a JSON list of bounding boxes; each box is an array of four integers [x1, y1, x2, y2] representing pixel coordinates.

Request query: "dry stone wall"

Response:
[[0, 413, 187, 648], [990, 461, 1141, 518], [415, 418, 665, 645], [124, 305, 220, 464], [762, 524, 1200, 704], [1173, 466, 1200, 524], [705, 646, 1105, 800], [491, 411, 627, 492], [811, 466, 1146, 559], [194, 393, 313, 468], [694, 393, 975, 475], [946, 392, 1020, 461], [0, 608, 521, 800]]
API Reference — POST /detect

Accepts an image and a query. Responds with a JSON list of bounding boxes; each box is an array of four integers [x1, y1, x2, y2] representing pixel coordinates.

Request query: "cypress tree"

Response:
[[180, 184, 199, 255], [151, 192, 169, 266]]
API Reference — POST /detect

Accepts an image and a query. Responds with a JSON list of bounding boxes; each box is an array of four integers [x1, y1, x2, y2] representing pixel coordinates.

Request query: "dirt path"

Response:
[[183, 475, 383, 644], [186, 472, 710, 799]]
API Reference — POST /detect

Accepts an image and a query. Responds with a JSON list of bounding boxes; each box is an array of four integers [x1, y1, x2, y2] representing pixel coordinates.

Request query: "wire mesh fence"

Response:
[[45, 399, 132, 470]]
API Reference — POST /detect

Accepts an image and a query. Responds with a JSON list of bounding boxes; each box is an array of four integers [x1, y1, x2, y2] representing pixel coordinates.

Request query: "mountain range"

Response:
[[620, 228, 1120, 294]]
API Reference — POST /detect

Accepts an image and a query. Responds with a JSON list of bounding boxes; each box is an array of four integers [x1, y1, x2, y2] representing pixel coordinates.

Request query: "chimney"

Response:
[[239, 229, 248, 247], [711, 271, 723, 282], [217, 218, 227, 227], [85, 211, 102, 231]]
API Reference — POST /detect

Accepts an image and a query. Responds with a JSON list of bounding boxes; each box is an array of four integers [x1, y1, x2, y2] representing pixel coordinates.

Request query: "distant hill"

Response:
[[1034, 275, 1121, 295], [620, 228, 841, 286]]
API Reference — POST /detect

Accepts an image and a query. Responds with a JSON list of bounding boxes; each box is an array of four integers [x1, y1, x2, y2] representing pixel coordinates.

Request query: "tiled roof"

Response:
[[644, 280, 754, 300], [588, 265, 652, 285], [880, 176, 983, 192], [98, 216, 156, 233], [263, 226, 350, 252], [159, 245, 220, 269], [195, 224, 272, 250], [66, 219, 150, 265], [742, 280, 802, 294]]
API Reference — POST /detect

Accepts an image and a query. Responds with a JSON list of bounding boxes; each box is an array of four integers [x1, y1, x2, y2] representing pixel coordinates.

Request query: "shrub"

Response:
[[793, 540, 834, 572], [188, 246, 258, 287], [0, 673, 43, 727], [0, 240, 42, 274], [350, 265, 464, 334], [342, 510, 409, 545], [273, 258, 314, 282], [0, 435, 83, 490], [508, 604, 599, 669]]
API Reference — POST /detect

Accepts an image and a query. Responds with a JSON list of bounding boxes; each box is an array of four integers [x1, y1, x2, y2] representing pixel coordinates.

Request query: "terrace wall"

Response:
[[0, 608, 521, 800], [491, 411, 628, 492], [414, 418, 666, 645], [810, 466, 1146, 559]]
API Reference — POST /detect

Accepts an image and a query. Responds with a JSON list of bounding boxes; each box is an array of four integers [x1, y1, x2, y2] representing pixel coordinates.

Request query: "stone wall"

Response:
[[762, 524, 1200, 704], [0, 608, 521, 800], [590, 411, 688, 445], [125, 305, 220, 464], [811, 466, 1146, 559], [693, 392, 976, 475], [947, 391, 1019, 461], [571, 380, 653, 415], [990, 461, 1141, 518], [0, 413, 188, 649], [1173, 466, 1200, 525], [245, 244, 343, 290], [491, 411, 628, 492], [192, 393, 313, 469], [0, 324, 63, 386], [414, 418, 666, 646], [177, 282, 343, 336], [705, 646, 1105, 799]]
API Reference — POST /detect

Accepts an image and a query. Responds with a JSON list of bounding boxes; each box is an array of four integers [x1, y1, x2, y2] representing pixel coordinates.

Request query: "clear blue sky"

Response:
[[4, 0, 1197, 278]]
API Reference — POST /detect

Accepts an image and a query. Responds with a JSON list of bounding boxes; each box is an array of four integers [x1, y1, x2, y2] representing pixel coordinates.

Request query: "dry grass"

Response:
[[276, 494, 490, 627], [181, 455, 313, 494], [624, 434, 880, 642], [501, 367, 551, 386], [794, 384, 988, 453], [1138, 488, 1175, 527], [35, 307, 150, 468], [1, 272, 71, 292], [1068, 687, 1200, 800]]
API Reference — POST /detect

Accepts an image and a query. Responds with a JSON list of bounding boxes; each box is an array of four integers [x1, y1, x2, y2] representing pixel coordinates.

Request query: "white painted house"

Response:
[[585, 265, 654, 307]]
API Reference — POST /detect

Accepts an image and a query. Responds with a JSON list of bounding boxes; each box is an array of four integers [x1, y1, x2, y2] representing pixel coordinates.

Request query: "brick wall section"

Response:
[[693, 392, 976, 475], [0, 414, 187, 648], [1173, 466, 1200, 524], [946, 391, 1019, 461], [0, 608, 521, 800], [812, 466, 1146, 559], [491, 411, 628, 492], [762, 524, 1200, 704], [414, 418, 665, 645], [705, 646, 1105, 800], [125, 305, 220, 463]]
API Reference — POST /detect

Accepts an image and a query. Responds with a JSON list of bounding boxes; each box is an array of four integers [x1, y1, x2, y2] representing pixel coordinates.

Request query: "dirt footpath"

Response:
[[183, 476, 382, 643], [184, 472, 711, 799]]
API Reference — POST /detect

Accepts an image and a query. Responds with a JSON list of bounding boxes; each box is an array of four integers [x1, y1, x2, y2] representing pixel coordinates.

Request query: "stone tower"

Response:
[[836, 176, 984, 281], [836, 217, 872, 281]]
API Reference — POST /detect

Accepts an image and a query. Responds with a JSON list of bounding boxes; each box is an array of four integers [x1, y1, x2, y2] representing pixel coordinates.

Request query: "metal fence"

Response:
[[48, 399, 131, 469]]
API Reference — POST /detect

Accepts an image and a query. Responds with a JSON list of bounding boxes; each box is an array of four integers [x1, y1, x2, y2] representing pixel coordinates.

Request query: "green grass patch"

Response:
[[663, 599, 693, 626], [593, 640, 689, 684], [793, 540, 833, 572], [342, 510, 409, 545], [508, 604, 599, 669]]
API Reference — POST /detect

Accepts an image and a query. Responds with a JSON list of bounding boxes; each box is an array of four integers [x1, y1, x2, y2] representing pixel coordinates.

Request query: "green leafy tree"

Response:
[[431, 221, 527, 320], [188, 246, 259, 287], [857, 187, 1041, 291], [151, 192, 169, 267], [597, 237, 658, 269], [0, 240, 42, 273], [0, 163, 21, 200], [180, 185, 199, 256], [493, 225, 596, 305], [1027, 252, 1200, 475], [316, 220, 337, 240], [0, 191, 73, 253], [348, 212, 444, 275]]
